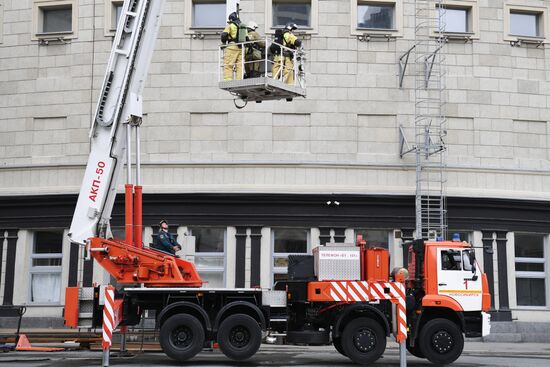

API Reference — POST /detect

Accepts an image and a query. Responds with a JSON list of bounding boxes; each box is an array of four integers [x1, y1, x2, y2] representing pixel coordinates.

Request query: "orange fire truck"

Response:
[[63, 0, 491, 365]]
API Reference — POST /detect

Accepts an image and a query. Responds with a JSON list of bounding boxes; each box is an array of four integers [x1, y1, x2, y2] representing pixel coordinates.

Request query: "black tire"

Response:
[[159, 314, 205, 362], [341, 317, 386, 365], [217, 314, 262, 361], [333, 337, 346, 357], [406, 339, 425, 358], [418, 318, 464, 365]]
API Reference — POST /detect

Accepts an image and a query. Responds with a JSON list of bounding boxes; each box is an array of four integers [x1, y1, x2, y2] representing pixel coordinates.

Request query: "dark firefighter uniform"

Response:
[[156, 230, 181, 255]]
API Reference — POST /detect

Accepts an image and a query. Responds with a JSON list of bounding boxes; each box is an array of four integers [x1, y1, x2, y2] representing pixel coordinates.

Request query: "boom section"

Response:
[[69, 0, 165, 244]]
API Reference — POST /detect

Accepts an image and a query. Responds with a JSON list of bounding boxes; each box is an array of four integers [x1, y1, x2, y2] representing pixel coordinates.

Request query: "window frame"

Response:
[[513, 233, 548, 309], [504, 4, 547, 43], [28, 230, 64, 305], [351, 0, 403, 37], [266, 0, 319, 35], [189, 227, 227, 288], [104, 0, 124, 36], [271, 228, 311, 283], [32, 0, 78, 41], [184, 0, 227, 35], [433, 1, 479, 39]]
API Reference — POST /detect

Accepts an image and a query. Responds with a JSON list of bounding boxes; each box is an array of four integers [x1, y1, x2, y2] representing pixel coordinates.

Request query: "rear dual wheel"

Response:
[[217, 314, 262, 361], [159, 314, 204, 362]]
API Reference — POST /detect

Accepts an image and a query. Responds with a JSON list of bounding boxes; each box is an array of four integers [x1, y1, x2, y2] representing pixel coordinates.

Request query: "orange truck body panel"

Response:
[[421, 294, 464, 312], [64, 287, 80, 328], [364, 247, 389, 282], [89, 237, 203, 287]]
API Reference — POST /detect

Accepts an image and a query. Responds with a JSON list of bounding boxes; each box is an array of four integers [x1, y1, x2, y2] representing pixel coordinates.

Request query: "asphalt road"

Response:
[[2, 343, 550, 367]]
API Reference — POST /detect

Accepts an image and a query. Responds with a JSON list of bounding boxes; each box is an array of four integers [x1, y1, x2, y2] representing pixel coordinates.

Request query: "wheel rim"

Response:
[[229, 325, 251, 348], [170, 326, 193, 349], [431, 329, 454, 354], [352, 327, 376, 353]]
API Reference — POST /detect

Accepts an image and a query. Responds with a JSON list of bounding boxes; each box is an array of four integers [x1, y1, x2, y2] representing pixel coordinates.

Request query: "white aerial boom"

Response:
[[69, 0, 165, 245]]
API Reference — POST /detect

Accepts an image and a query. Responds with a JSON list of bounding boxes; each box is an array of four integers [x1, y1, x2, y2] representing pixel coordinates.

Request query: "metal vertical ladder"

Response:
[[413, 0, 447, 240]]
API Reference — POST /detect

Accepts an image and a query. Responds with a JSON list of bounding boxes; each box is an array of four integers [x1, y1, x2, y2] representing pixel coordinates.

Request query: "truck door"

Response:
[[437, 248, 482, 311]]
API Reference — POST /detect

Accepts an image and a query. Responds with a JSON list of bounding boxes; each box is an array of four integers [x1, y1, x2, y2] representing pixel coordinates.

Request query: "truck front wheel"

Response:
[[341, 317, 386, 365], [159, 314, 205, 361], [217, 314, 262, 361], [418, 318, 464, 365]]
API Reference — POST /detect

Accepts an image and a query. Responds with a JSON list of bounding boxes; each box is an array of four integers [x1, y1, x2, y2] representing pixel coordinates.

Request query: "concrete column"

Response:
[[260, 227, 271, 288]]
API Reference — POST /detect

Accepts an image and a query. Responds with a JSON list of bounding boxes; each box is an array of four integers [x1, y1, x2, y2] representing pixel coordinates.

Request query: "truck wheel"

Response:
[[418, 318, 464, 365], [341, 317, 386, 365], [159, 314, 204, 361], [406, 339, 425, 358], [217, 314, 262, 361], [333, 337, 346, 357]]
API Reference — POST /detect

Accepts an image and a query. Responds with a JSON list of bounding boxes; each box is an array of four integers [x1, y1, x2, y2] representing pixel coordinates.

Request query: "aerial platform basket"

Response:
[[218, 38, 306, 106], [219, 77, 306, 102]]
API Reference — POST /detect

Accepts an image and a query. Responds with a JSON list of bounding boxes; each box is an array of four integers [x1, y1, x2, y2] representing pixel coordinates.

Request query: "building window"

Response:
[[189, 227, 226, 288], [515, 233, 546, 307], [104, 1, 124, 35], [439, 7, 468, 33], [272, 0, 311, 28], [354, 229, 389, 249], [357, 2, 395, 30], [510, 11, 541, 37], [29, 230, 63, 304], [33, 1, 78, 40], [272, 228, 309, 283], [504, 5, 546, 42], [351, 1, 403, 36], [192, 0, 226, 28]]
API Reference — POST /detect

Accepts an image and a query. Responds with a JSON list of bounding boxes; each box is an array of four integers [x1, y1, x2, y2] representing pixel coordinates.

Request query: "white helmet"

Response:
[[247, 21, 258, 31]]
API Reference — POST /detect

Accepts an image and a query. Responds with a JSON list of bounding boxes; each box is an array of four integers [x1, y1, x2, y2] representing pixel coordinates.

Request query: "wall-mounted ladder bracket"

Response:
[[424, 43, 444, 88], [398, 45, 415, 88], [399, 125, 415, 158]]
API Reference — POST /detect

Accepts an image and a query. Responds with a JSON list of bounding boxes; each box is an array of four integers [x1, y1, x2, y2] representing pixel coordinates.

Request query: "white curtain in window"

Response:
[[31, 273, 61, 303]]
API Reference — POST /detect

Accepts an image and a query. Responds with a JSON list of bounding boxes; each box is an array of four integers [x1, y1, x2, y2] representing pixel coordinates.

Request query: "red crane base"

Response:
[[89, 237, 203, 287]]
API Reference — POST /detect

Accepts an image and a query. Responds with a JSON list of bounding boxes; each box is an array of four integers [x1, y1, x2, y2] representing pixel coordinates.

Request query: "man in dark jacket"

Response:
[[156, 220, 181, 255]]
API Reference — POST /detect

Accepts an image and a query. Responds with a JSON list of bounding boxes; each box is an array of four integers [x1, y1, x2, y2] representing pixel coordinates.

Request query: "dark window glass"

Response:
[[510, 12, 539, 37], [193, 2, 226, 28], [515, 263, 545, 272], [42, 7, 72, 33], [357, 4, 394, 29], [33, 258, 62, 266], [274, 272, 289, 282], [274, 228, 308, 253], [355, 229, 389, 249], [441, 250, 462, 271], [273, 2, 311, 27], [34, 231, 63, 254], [515, 234, 544, 258], [516, 278, 546, 306], [191, 227, 225, 253]]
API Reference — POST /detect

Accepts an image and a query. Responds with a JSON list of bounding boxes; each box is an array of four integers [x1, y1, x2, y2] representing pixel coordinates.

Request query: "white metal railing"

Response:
[[218, 37, 305, 89]]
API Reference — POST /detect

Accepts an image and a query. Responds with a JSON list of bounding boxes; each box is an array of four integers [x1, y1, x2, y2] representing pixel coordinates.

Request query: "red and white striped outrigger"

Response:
[[308, 280, 408, 343], [101, 285, 124, 367]]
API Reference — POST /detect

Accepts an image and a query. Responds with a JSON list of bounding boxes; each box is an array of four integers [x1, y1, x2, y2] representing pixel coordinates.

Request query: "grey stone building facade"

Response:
[[0, 0, 550, 335]]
